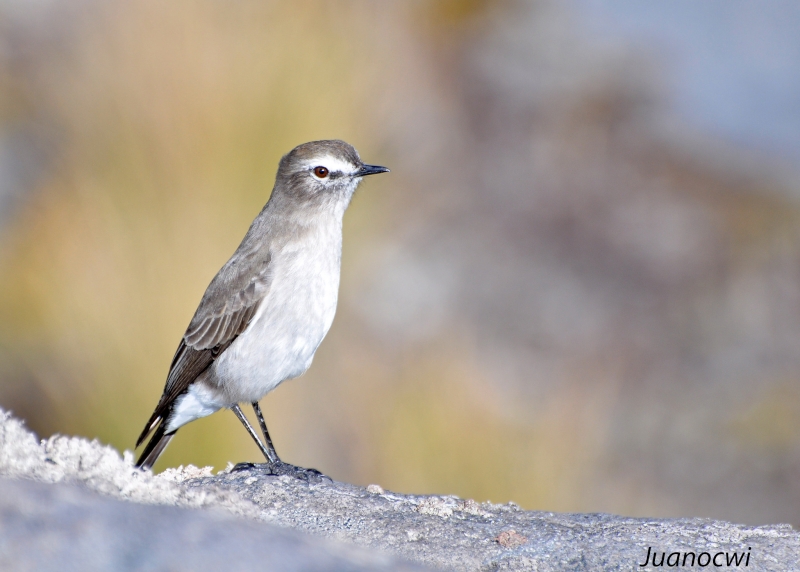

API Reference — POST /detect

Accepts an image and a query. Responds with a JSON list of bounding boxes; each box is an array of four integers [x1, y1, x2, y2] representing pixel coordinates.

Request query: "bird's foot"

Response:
[[230, 460, 331, 484]]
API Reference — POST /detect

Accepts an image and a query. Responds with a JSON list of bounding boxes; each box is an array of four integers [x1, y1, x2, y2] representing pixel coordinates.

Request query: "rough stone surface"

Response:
[[188, 466, 800, 571], [1, 408, 799, 571], [0, 408, 255, 515], [0, 477, 426, 572]]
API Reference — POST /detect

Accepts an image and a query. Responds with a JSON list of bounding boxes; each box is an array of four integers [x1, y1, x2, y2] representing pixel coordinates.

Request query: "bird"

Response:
[[135, 140, 388, 471]]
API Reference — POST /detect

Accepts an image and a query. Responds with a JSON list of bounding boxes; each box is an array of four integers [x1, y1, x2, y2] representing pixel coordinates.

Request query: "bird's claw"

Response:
[[231, 460, 331, 483]]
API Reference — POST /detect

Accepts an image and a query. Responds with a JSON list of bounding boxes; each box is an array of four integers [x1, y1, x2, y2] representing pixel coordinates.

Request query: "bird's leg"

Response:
[[251, 401, 280, 464], [231, 404, 273, 463], [230, 403, 329, 483]]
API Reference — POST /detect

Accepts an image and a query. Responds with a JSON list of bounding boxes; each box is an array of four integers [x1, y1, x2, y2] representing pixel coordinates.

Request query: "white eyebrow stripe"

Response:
[[303, 155, 357, 175]]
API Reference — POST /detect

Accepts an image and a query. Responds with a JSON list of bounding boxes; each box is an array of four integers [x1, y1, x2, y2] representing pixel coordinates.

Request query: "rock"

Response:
[[188, 466, 800, 571], [495, 530, 528, 549], [1, 408, 799, 571], [0, 477, 424, 572], [0, 407, 255, 516]]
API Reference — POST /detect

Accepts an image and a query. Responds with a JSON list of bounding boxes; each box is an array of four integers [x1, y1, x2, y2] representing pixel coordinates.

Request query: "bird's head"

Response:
[[273, 140, 389, 211]]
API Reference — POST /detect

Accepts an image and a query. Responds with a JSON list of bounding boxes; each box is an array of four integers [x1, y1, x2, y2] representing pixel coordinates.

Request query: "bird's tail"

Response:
[[136, 420, 176, 470]]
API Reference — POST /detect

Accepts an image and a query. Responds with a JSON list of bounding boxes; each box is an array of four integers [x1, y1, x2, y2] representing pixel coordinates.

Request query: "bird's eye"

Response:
[[313, 166, 329, 178]]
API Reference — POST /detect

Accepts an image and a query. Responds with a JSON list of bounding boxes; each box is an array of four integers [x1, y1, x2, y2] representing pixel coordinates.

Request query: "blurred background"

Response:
[[0, 0, 799, 526]]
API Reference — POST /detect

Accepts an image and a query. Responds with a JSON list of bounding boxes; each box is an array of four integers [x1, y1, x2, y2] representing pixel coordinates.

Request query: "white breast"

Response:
[[209, 216, 343, 404]]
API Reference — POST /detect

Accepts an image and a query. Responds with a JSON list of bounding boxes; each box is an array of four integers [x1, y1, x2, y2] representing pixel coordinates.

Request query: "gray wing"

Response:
[[136, 248, 273, 447], [183, 254, 273, 349]]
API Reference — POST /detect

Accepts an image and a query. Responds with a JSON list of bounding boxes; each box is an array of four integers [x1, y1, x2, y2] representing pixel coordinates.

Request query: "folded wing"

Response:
[[135, 249, 273, 466]]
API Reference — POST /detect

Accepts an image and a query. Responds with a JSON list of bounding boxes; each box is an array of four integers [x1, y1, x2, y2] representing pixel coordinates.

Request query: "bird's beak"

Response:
[[356, 164, 390, 177]]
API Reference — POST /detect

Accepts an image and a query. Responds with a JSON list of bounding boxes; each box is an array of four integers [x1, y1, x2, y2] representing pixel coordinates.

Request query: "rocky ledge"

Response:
[[0, 408, 797, 571]]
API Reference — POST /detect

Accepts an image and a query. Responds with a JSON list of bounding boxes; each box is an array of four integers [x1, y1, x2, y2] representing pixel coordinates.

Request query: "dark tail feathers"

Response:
[[136, 420, 176, 470]]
